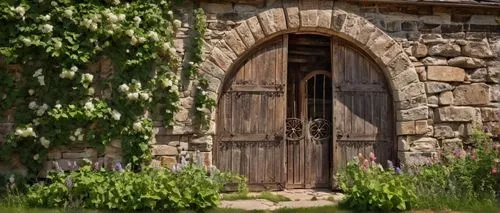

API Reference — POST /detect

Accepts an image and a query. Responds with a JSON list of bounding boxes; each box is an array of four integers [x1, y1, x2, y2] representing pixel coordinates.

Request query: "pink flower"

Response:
[[369, 152, 376, 162], [362, 159, 369, 170], [491, 167, 497, 175]]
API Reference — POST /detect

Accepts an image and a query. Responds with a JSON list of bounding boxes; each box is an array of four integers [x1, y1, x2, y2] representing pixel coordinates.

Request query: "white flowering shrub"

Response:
[[0, 0, 183, 174]]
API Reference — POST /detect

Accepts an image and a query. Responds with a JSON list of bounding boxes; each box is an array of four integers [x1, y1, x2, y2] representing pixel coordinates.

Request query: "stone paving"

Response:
[[219, 189, 345, 211]]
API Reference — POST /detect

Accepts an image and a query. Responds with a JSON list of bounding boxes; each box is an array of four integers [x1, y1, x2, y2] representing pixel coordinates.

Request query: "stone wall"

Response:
[[1, 0, 499, 174]]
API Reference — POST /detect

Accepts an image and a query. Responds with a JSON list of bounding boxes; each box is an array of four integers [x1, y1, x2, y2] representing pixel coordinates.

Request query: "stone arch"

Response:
[[198, 3, 429, 143]]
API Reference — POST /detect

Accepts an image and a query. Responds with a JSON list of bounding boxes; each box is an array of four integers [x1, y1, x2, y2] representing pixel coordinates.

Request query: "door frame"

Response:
[[299, 69, 333, 188]]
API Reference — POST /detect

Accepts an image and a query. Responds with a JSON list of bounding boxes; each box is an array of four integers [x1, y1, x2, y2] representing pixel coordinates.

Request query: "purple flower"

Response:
[[93, 161, 101, 171], [114, 161, 124, 172], [395, 167, 402, 174], [171, 163, 180, 173], [52, 161, 63, 172], [65, 176, 73, 189], [387, 160, 394, 170]]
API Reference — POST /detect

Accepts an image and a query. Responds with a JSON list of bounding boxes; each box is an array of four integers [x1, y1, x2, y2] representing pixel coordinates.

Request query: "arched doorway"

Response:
[[214, 34, 394, 190]]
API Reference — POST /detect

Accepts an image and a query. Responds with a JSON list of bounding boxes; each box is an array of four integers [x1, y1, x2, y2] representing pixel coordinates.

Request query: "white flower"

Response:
[[167, 10, 173, 17], [118, 14, 125, 21], [40, 104, 49, 111], [14, 6, 26, 17], [70, 66, 78, 72], [77, 134, 84, 141], [169, 47, 177, 55], [106, 13, 118, 23], [87, 87, 95, 95], [40, 137, 50, 148], [162, 79, 173, 87], [138, 37, 146, 43], [33, 69, 43, 77], [84, 101, 95, 111], [132, 121, 142, 131], [127, 92, 139, 100], [113, 0, 120, 5], [173, 19, 182, 28], [133, 16, 141, 24], [29, 89, 35, 95], [125, 29, 134, 37], [162, 42, 171, 52], [139, 92, 150, 101], [64, 9, 73, 17], [36, 108, 46, 116], [130, 36, 138, 46], [69, 136, 76, 141], [51, 1, 57, 6], [40, 24, 53, 33], [89, 23, 98, 31], [147, 31, 159, 41], [15, 128, 23, 136], [54, 40, 62, 49], [33, 154, 39, 161], [118, 84, 129, 93], [111, 110, 121, 121], [74, 128, 82, 136], [82, 73, 94, 82], [33, 118, 40, 126], [29, 101, 38, 110], [55, 104, 62, 109], [8, 175, 15, 184], [37, 76, 45, 86], [40, 14, 51, 21], [22, 37, 31, 46], [81, 19, 92, 28]]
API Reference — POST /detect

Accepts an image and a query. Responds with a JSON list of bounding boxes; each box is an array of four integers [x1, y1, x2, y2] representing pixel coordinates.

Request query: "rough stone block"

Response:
[[395, 94, 427, 110], [428, 43, 461, 57], [317, 1, 333, 29], [283, 0, 300, 30], [469, 68, 488, 82], [427, 66, 466, 82], [209, 47, 232, 71], [425, 82, 453, 94], [235, 21, 256, 48], [160, 156, 177, 169], [481, 108, 500, 122], [487, 63, 500, 83], [462, 41, 494, 58], [441, 138, 463, 154], [453, 83, 490, 106], [490, 84, 500, 102], [439, 91, 453, 105], [447, 57, 485, 69], [257, 8, 287, 35], [396, 121, 415, 135], [415, 120, 430, 134], [422, 57, 447, 66], [394, 82, 426, 102], [398, 151, 438, 166], [152, 145, 179, 156], [409, 137, 438, 152], [397, 106, 429, 121], [341, 14, 360, 39], [433, 124, 455, 138], [62, 148, 97, 159], [224, 30, 246, 56], [246, 16, 265, 41], [412, 43, 428, 58], [331, 9, 347, 31], [392, 69, 419, 89], [436, 106, 475, 122]]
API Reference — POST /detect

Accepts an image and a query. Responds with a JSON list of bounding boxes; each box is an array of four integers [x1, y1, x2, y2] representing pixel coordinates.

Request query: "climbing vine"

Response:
[[0, 0, 182, 175], [188, 8, 216, 129]]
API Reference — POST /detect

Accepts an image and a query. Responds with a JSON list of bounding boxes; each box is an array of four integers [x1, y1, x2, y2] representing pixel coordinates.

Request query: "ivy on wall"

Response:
[[189, 8, 216, 130], [0, 0, 183, 175]]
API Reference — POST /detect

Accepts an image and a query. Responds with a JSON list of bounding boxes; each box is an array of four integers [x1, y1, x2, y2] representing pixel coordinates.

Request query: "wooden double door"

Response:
[[214, 35, 394, 190]]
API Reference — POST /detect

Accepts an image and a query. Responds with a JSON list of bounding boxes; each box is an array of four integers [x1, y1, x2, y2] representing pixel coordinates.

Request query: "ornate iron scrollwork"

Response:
[[308, 118, 331, 140], [285, 118, 303, 140]]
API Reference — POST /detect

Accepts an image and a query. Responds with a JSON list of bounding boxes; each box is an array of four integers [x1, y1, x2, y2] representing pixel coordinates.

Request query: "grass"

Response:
[[221, 192, 291, 203], [414, 196, 500, 213]]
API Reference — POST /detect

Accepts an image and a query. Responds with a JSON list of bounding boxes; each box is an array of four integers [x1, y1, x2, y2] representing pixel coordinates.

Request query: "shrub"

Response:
[[26, 161, 246, 211], [338, 153, 417, 211]]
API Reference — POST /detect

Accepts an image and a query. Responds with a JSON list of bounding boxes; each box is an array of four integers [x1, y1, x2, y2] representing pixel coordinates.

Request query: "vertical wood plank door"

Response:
[[214, 36, 288, 191], [332, 40, 395, 178]]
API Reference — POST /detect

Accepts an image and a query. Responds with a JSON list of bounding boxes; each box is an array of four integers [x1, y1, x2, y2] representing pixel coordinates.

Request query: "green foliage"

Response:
[[194, 77, 217, 129], [339, 156, 417, 211], [222, 192, 291, 203], [413, 130, 500, 210], [184, 7, 206, 79], [0, 0, 183, 175], [25, 163, 246, 211], [339, 130, 499, 212]]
